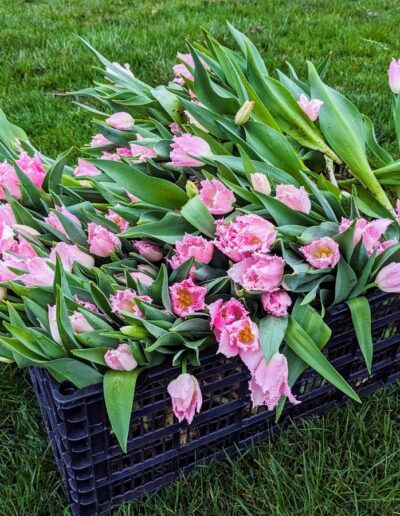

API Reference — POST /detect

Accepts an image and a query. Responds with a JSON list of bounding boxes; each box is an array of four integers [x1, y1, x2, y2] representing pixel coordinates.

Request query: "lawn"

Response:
[[1, 0, 400, 514]]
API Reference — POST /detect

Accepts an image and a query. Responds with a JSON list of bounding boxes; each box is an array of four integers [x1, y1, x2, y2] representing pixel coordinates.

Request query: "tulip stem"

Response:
[[326, 157, 338, 188], [182, 358, 187, 374]]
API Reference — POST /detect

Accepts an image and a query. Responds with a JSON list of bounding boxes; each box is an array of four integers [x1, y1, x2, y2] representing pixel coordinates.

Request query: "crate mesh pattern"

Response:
[[29, 290, 400, 516]]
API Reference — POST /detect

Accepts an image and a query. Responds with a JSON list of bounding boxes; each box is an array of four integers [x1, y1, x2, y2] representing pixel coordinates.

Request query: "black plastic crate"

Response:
[[29, 290, 400, 515]]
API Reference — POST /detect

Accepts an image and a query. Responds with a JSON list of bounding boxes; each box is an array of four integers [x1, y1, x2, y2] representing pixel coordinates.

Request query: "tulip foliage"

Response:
[[1, 25, 400, 451]]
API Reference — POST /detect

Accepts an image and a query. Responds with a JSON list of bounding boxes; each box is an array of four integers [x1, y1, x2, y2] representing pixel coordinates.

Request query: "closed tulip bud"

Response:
[[250, 173, 271, 195], [389, 59, 400, 94], [186, 180, 199, 198], [234, 100, 255, 126], [376, 262, 400, 292], [120, 325, 149, 339]]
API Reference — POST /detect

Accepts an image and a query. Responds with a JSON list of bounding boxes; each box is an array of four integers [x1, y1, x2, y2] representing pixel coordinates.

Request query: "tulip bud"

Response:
[[389, 59, 400, 94], [250, 173, 271, 195], [120, 325, 149, 339], [234, 101, 255, 126], [186, 180, 199, 198], [376, 262, 400, 292]]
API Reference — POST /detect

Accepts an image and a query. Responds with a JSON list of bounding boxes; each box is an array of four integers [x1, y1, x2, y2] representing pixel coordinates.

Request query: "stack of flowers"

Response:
[[1, 25, 400, 451]]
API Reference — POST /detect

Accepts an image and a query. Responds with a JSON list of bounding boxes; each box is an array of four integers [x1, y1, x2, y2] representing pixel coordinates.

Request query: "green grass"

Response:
[[1, 0, 400, 514]]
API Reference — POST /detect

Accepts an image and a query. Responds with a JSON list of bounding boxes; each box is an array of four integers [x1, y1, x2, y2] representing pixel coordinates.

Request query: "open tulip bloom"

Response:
[[1, 25, 400, 452]]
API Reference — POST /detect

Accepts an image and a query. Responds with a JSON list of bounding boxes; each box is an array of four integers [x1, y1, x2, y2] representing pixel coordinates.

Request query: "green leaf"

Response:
[[43, 358, 103, 388], [259, 315, 288, 363], [285, 317, 360, 402], [333, 258, 357, 305], [95, 160, 188, 209], [43, 147, 73, 194], [71, 347, 108, 366], [346, 297, 373, 373], [308, 62, 392, 211], [150, 264, 172, 313], [104, 369, 141, 452], [363, 116, 392, 167], [120, 212, 193, 244], [181, 195, 215, 237], [257, 194, 317, 226]]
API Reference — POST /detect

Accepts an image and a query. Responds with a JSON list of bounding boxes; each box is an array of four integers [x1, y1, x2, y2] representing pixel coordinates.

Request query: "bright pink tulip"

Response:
[[298, 93, 323, 121], [376, 262, 400, 292], [198, 179, 235, 215], [228, 254, 285, 292], [169, 233, 214, 270], [208, 298, 248, 340], [106, 112, 134, 130], [170, 277, 207, 317], [19, 257, 54, 287], [0, 161, 21, 200], [104, 343, 138, 371], [133, 240, 163, 262], [90, 133, 112, 147], [116, 147, 133, 158], [74, 158, 101, 177], [105, 209, 129, 232], [249, 353, 299, 410], [389, 59, 400, 94], [218, 316, 260, 358], [88, 223, 121, 257], [262, 290, 292, 317], [50, 242, 95, 271], [300, 237, 340, 269], [167, 373, 202, 424], [275, 184, 311, 214], [110, 289, 152, 318], [16, 152, 46, 189], [168, 134, 211, 168], [215, 214, 277, 262]]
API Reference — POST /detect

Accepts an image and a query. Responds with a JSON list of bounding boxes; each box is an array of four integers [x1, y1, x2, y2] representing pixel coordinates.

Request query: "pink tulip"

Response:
[[104, 343, 138, 371], [90, 133, 112, 147], [376, 262, 400, 292], [50, 242, 95, 271], [16, 152, 46, 189], [275, 184, 311, 214], [298, 93, 323, 121], [249, 353, 299, 410], [44, 206, 82, 236], [389, 59, 400, 94], [172, 52, 209, 85], [262, 290, 292, 317], [130, 270, 154, 286], [338, 218, 392, 256], [127, 191, 139, 202], [10, 237, 37, 259], [130, 135, 157, 162], [0, 254, 27, 282], [0, 204, 16, 227], [0, 161, 21, 200], [74, 158, 101, 177], [48, 305, 61, 344], [110, 289, 152, 318], [300, 237, 340, 269], [19, 257, 54, 286], [396, 200, 400, 223], [168, 134, 211, 168], [250, 173, 271, 195], [70, 312, 94, 334], [170, 277, 207, 317], [198, 179, 235, 215], [167, 373, 202, 424], [88, 223, 121, 257], [73, 296, 100, 313], [106, 112, 134, 130], [228, 254, 285, 292], [101, 152, 121, 161], [169, 123, 181, 134], [116, 147, 133, 158], [218, 316, 260, 358], [133, 240, 163, 262], [240, 348, 264, 374], [215, 214, 277, 262], [169, 233, 214, 270], [0, 224, 15, 254], [105, 209, 129, 232], [208, 298, 248, 340]]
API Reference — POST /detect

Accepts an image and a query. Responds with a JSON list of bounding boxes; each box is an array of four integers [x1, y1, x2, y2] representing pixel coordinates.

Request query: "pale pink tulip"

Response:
[[198, 179, 235, 215], [90, 133, 112, 147], [376, 262, 400, 292], [168, 134, 211, 168], [262, 290, 292, 317], [389, 59, 400, 94], [88, 223, 121, 257], [19, 257, 54, 286], [70, 312, 94, 334], [106, 112, 134, 130], [104, 343, 138, 371], [167, 373, 202, 424], [275, 184, 311, 214], [169, 233, 214, 270], [16, 152, 46, 189], [298, 93, 323, 121], [0, 161, 21, 200], [105, 209, 129, 232], [228, 254, 285, 292], [74, 158, 101, 177], [250, 173, 271, 195], [133, 240, 163, 262], [300, 237, 340, 269], [49, 242, 95, 271], [109, 289, 152, 318]]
